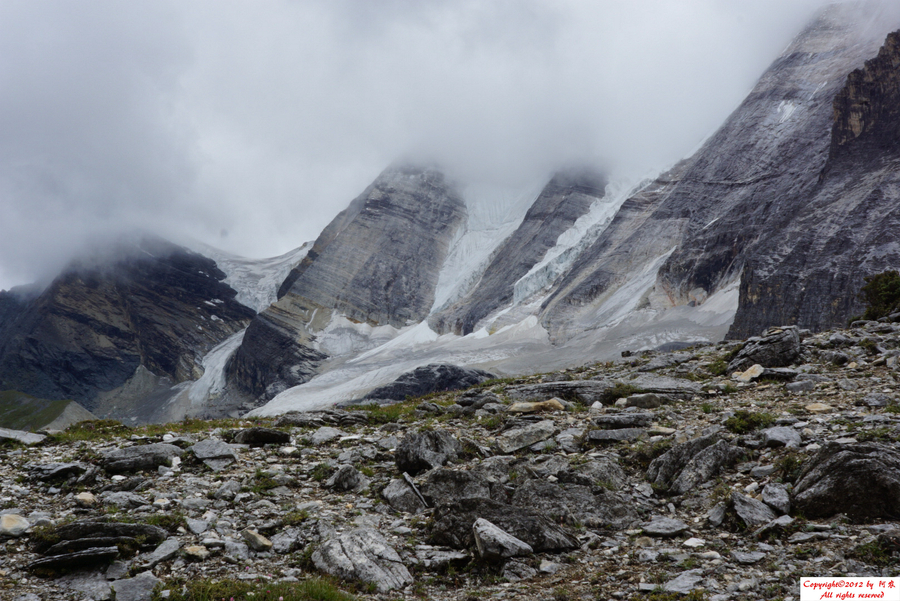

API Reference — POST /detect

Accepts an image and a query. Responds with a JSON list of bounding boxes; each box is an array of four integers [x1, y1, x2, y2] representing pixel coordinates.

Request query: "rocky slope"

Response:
[[0, 236, 254, 417], [4, 317, 900, 600], [227, 165, 467, 400]]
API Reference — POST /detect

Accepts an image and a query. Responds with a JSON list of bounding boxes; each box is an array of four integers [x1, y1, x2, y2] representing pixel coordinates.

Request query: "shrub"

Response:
[[858, 270, 900, 321], [724, 410, 776, 434]]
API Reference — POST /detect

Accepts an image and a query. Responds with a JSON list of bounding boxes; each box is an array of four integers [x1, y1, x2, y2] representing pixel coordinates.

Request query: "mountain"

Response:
[[0, 235, 254, 421], [3, 5, 900, 424]]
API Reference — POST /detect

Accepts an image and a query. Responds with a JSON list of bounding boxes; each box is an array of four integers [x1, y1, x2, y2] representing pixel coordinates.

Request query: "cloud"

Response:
[[0, 0, 877, 290]]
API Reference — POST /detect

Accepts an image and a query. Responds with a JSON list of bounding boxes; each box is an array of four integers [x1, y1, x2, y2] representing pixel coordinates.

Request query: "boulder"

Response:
[[324, 465, 369, 493], [648, 436, 743, 495], [31, 520, 167, 554], [761, 426, 802, 448], [28, 546, 120, 574], [727, 326, 801, 373], [25, 462, 88, 481], [642, 517, 689, 537], [496, 420, 556, 453], [189, 438, 238, 471], [793, 442, 900, 521], [732, 492, 777, 528], [430, 497, 579, 552], [761, 483, 791, 515], [510, 479, 639, 529], [0, 427, 45, 445], [472, 518, 533, 561], [592, 413, 654, 428], [101, 443, 183, 473], [382, 479, 427, 514], [241, 529, 273, 552], [312, 528, 413, 593], [0, 514, 29, 537], [233, 427, 290, 446], [420, 468, 494, 505], [110, 571, 161, 601], [363, 364, 495, 401], [395, 430, 462, 475]]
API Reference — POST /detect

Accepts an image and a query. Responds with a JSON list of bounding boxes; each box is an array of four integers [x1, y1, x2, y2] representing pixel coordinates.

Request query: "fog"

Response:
[[0, 0, 855, 291]]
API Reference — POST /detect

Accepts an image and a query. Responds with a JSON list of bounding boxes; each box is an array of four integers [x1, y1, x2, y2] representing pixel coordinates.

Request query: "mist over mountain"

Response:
[[0, 0, 858, 292]]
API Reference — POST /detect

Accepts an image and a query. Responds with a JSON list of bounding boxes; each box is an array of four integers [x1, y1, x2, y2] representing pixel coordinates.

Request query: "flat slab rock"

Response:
[[496, 420, 556, 453], [311, 527, 412, 593], [189, 439, 237, 471], [511, 479, 639, 529], [101, 443, 183, 473], [473, 518, 533, 560], [0, 427, 45, 445], [642, 517, 690, 537]]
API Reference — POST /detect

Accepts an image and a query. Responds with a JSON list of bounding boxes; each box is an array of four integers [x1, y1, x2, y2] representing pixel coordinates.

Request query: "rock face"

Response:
[[793, 442, 900, 521], [362, 364, 495, 403], [432, 168, 606, 334], [0, 235, 254, 414], [727, 327, 801, 372], [228, 165, 467, 400], [541, 6, 900, 341], [395, 430, 462, 476], [311, 528, 413, 593]]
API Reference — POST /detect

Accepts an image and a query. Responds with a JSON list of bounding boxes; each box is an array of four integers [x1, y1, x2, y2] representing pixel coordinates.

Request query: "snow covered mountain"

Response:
[[3, 4, 900, 425]]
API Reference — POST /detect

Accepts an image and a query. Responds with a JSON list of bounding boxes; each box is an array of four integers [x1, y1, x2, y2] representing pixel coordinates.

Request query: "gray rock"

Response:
[[395, 429, 462, 475], [761, 482, 791, 515], [213, 480, 241, 501], [472, 518, 533, 560], [14, 594, 43, 601], [382, 479, 427, 514], [501, 559, 538, 582], [668, 440, 743, 495], [793, 442, 900, 520], [506, 375, 700, 406], [233, 427, 290, 445], [752, 515, 795, 538], [310, 426, 345, 445], [110, 571, 160, 601], [642, 517, 689, 537], [412, 545, 469, 570], [622, 393, 672, 408], [585, 428, 645, 443], [324, 465, 369, 492], [732, 492, 777, 527], [860, 393, 891, 407], [28, 546, 120, 573], [511, 479, 638, 529], [555, 427, 584, 453], [558, 458, 627, 490], [271, 528, 303, 554], [762, 426, 802, 448], [363, 364, 495, 401], [430, 497, 579, 552], [25, 461, 88, 481], [101, 443, 183, 473], [786, 380, 815, 393], [750, 465, 776, 478], [31, 520, 167, 555], [592, 412, 654, 428], [496, 420, 556, 453], [186, 518, 208, 535], [312, 527, 413, 593], [420, 468, 494, 505], [838, 378, 860, 391], [663, 569, 705, 594], [224, 539, 250, 561], [189, 438, 238, 471], [137, 537, 181, 568], [0, 427, 46, 445], [99, 491, 149, 509], [648, 434, 718, 489], [727, 327, 801, 373], [732, 550, 766, 564]]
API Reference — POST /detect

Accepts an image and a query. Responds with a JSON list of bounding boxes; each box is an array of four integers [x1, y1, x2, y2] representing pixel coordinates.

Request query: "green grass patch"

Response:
[[849, 540, 899, 567], [707, 359, 729, 377], [724, 410, 776, 434], [352, 401, 416, 424], [142, 511, 188, 534], [0, 390, 71, 431], [153, 577, 356, 601]]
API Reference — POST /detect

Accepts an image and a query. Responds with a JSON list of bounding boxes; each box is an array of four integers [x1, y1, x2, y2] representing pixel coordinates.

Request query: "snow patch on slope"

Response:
[[187, 327, 247, 409], [430, 179, 546, 313], [192, 243, 312, 312], [512, 179, 634, 304]]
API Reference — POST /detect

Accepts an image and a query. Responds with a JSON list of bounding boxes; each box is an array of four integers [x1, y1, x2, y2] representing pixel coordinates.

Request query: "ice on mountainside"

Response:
[[512, 179, 634, 305], [193, 242, 311, 312], [186, 328, 247, 410], [430, 179, 546, 313]]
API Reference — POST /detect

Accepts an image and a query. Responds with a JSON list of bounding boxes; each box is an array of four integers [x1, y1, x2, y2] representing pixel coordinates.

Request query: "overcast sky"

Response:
[[0, 0, 846, 291]]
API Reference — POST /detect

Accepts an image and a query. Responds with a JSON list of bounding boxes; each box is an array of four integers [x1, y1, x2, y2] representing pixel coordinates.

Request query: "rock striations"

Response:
[[0, 235, 254, 416], [227, 165, 467, 401]]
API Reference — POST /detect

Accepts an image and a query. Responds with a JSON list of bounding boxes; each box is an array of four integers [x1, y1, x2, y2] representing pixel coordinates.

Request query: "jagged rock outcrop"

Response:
[[361, 364, 495, 403], [0, 236, 254, 414], [432, 168, 606, 334], [541, 6, 900, 341], [228, 165, 467, 399]]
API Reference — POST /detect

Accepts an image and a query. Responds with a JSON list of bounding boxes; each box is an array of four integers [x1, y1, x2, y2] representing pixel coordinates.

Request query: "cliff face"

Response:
[[542, 5, 900, 341], [228, 165, 467, 399], [431, 168, 606, 335], [0, 236, 254, 411]]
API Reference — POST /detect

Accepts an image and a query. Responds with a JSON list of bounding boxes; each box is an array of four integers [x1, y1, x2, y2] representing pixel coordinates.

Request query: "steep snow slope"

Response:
[[191, 243, 311, 313]]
